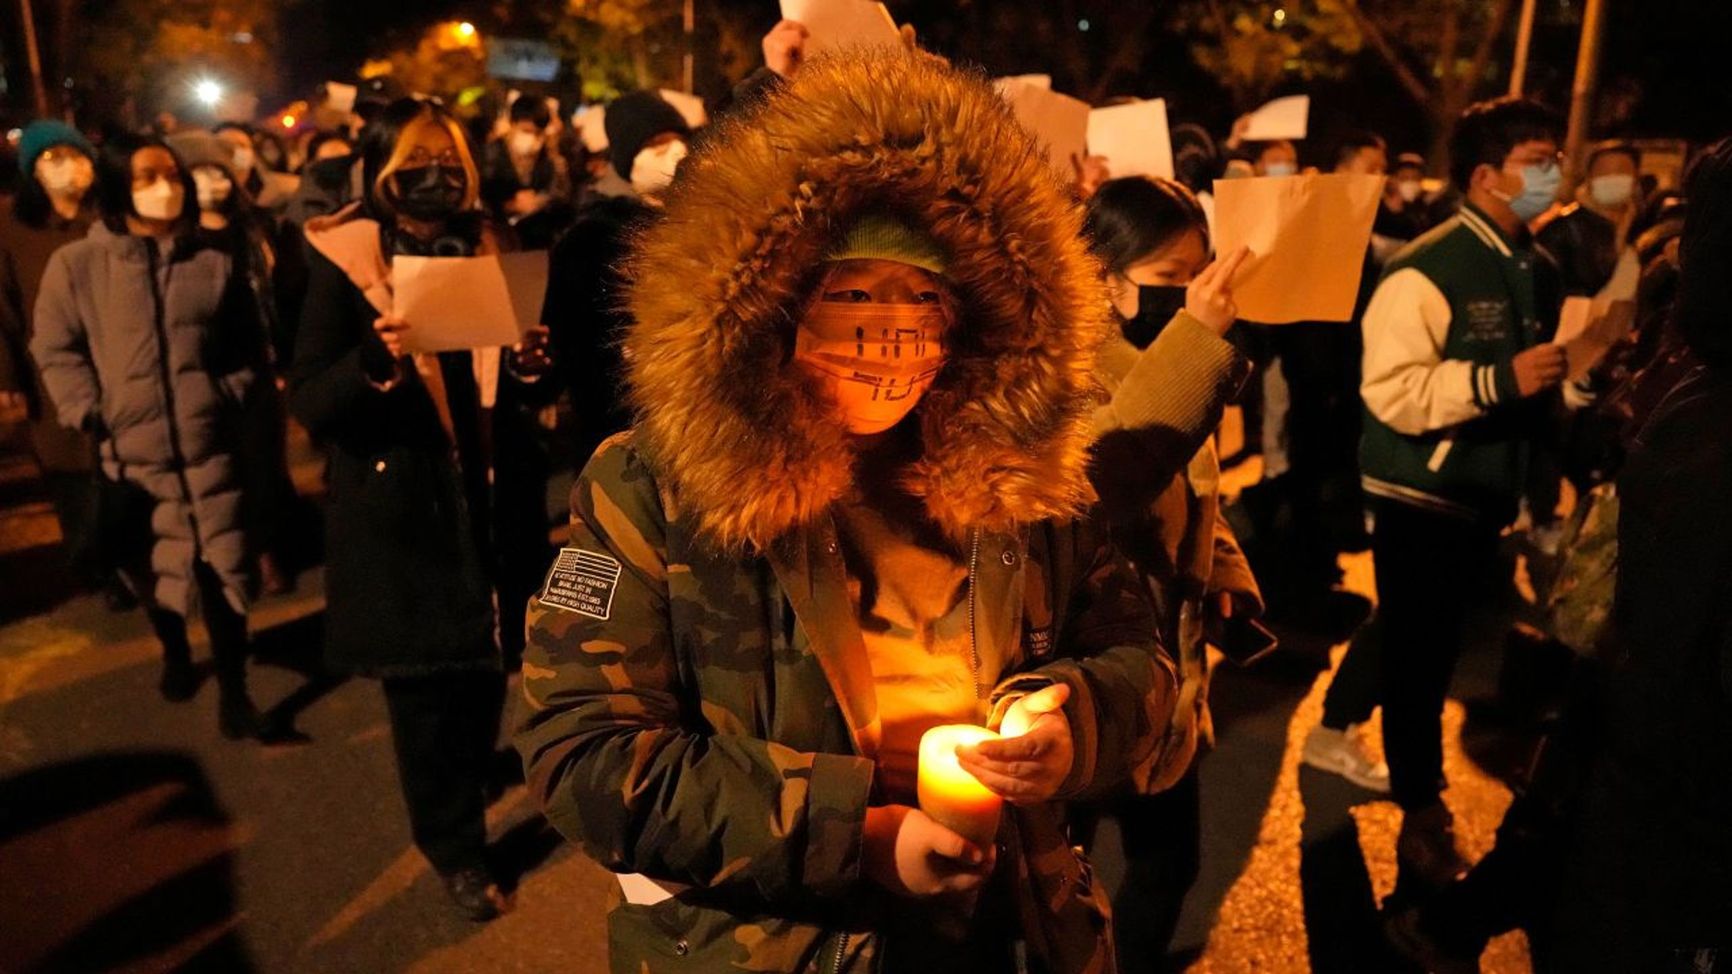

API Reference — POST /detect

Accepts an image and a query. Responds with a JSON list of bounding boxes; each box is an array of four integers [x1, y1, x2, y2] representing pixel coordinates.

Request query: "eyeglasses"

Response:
[[1504, 152, 1564, 175], [401, 146, 464, 169]]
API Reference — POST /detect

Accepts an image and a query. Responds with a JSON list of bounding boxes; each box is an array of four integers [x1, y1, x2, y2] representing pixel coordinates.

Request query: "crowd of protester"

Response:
[[0, 17, 1726, 974]]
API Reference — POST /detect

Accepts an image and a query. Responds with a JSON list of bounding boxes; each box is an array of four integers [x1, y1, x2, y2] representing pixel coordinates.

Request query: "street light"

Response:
[[456, 21, 477, 39], [194, 78, 224, 107]]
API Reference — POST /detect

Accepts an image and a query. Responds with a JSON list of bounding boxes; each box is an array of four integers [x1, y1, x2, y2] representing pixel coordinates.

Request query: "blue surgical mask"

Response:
[[1264, 162, 1297, 178], [1589, 174, 1635, 209], [1496, 163, 1562, 222]]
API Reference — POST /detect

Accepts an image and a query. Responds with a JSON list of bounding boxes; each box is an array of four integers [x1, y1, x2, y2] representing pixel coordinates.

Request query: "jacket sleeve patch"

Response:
[[539, 548, 622, 620]]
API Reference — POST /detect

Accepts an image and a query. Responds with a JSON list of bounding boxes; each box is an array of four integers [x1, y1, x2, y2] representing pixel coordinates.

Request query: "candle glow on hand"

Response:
[[917, 724, 1004, 846]]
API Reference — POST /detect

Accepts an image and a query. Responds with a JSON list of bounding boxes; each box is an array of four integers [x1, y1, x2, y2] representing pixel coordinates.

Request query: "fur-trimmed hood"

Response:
[[625, 50, 1111, 552]]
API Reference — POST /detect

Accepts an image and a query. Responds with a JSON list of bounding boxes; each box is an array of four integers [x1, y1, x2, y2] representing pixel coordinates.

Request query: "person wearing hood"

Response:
[[516, 50, 1187, 973], [167, 129, 300, 596], [539, 89, 690, 468], [290, 97, 555, 923], [480, 95, 575, 249], [1077, 174, 1264, 969], [0, 120, 110, 596], [30, 133, 267, 739], [1536, 141, 1642, 297]]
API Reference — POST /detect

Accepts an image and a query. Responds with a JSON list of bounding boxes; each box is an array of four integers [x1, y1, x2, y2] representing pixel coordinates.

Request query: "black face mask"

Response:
[[1120, 284, 1188, 350], [389, 165, 468, 221]]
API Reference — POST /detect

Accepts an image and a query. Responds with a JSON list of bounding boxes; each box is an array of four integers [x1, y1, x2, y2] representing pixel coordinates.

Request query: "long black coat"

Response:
[[290, 246, 500, 677], [1552, 360, 1732, 965]]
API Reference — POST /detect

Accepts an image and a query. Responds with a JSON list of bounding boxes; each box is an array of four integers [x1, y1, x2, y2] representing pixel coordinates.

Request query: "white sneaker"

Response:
[[1302, 723, 1391, 793]]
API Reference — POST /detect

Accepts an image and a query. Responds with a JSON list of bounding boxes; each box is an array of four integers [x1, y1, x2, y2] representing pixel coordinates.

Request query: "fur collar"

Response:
[[625, 50, 1111, 552]]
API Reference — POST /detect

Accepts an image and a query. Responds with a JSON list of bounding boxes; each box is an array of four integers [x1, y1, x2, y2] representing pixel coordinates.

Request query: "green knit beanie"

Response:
[[825, 214, 948, 276]]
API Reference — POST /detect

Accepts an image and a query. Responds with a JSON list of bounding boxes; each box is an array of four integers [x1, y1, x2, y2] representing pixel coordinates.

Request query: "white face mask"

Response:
[[37, 157, 93, 197], [630, 139, 688, 196], [132, 178, 185, 222], [1263, 161, 1297, 178], [230, 145, 255, 176], [1396, 179, 1423, 203], [193, 168, 234, 210], [508, 130, 544, 157], [1589, 173, 1635, 209]]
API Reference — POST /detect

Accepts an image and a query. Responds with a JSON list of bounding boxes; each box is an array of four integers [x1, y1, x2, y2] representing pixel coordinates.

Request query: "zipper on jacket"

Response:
[[967, 528, 982, 698], [831, 932, 849, 974], [144, 240, 198, 516]]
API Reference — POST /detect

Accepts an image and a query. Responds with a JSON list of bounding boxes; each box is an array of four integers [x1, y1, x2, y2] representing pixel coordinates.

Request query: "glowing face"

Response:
[[795, 259, 952, 435]]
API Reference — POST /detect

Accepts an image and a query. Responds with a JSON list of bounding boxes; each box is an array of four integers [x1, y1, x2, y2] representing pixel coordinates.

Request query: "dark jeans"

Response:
[[1320, 619, 1381, 731], [146, 559, 249, 684], [1372, 500, 1501, 812], [41, 470, 104, 587], [381, 671, 507, 875], [1072, 770, 1203, 973]]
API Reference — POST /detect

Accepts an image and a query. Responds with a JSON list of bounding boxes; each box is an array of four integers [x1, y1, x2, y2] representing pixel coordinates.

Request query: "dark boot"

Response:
[[440, 866, 508, 922], [149, 607, 200, 702], [1397, 802, 1470, 891]]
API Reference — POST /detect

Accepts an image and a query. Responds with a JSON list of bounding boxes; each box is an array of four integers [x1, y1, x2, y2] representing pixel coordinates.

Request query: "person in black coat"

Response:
[[289, 98, 554, 923], [540, 90, 688, 468], [1549, 137, 1732, 971]]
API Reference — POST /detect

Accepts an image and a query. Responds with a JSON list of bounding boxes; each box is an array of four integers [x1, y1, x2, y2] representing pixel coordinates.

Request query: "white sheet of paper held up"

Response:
[[658, 89, 709, 129], [1087, 98, 1173, 180], [1242, 95, 1311, 141], [325, 81, 358, 114], [780, 0, 900, 57], [392, 252, 548, 354], [1211, 173, 1384, 324], [997, 79, 1090, 183]]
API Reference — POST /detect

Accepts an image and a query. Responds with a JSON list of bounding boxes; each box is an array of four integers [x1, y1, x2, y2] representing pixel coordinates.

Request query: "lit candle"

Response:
[[917, 724, 1003, 847]]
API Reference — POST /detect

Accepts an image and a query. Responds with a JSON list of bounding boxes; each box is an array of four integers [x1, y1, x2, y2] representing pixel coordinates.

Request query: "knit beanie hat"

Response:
[[605, 91, 691, 179], [19, 120, 95, 176], [165, 130, 237, 175], [824, 214, 949, 276]]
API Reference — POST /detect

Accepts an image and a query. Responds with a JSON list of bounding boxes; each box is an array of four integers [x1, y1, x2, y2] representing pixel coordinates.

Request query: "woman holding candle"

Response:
[[516, 49, 1200, 973]]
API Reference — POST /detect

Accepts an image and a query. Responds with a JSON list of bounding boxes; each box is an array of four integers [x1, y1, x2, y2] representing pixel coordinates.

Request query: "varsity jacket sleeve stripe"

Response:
[[1360, 267, 1486, 436]]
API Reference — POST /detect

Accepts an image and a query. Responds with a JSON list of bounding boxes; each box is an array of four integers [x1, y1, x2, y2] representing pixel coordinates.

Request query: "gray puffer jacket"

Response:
[[31, 222, 259, 614]]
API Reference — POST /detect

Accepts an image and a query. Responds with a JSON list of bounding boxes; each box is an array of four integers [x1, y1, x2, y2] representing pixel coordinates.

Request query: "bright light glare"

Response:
[[456, 21, 477, 38], [282, 114, 297, 128], [194, 79, 224, 107]]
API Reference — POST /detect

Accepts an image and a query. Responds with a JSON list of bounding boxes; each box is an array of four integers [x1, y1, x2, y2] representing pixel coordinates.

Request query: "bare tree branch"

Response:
[[1339, 0, 1434, 106], [1463, 0, 1520, 100]]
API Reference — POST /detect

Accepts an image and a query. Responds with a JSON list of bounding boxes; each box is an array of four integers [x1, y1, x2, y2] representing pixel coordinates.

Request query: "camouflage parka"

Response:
[[515, 50, 1186, 974]]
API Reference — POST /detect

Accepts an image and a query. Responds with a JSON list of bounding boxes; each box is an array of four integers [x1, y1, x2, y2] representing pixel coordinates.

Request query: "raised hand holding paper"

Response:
[[392, 252, 549, 354], [1211, 173, 1384, 324], [1087, 98, 1174, 180], [1242, 94, 1311, 141], [779, 0, 899, 57]]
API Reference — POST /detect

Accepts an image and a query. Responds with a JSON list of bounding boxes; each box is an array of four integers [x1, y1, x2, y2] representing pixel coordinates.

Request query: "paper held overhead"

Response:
[[1087, 98, 1173, 180], [779, 0, 900, 57], [997, 79, 1090, 183], [658, 89, 709, 129], [1242, 95, 1310, 141], [324, 81, 358, 114], [1211, 173, 1384, 324], [392, 252, 549, 354], [999, 74, 1052, 91]]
